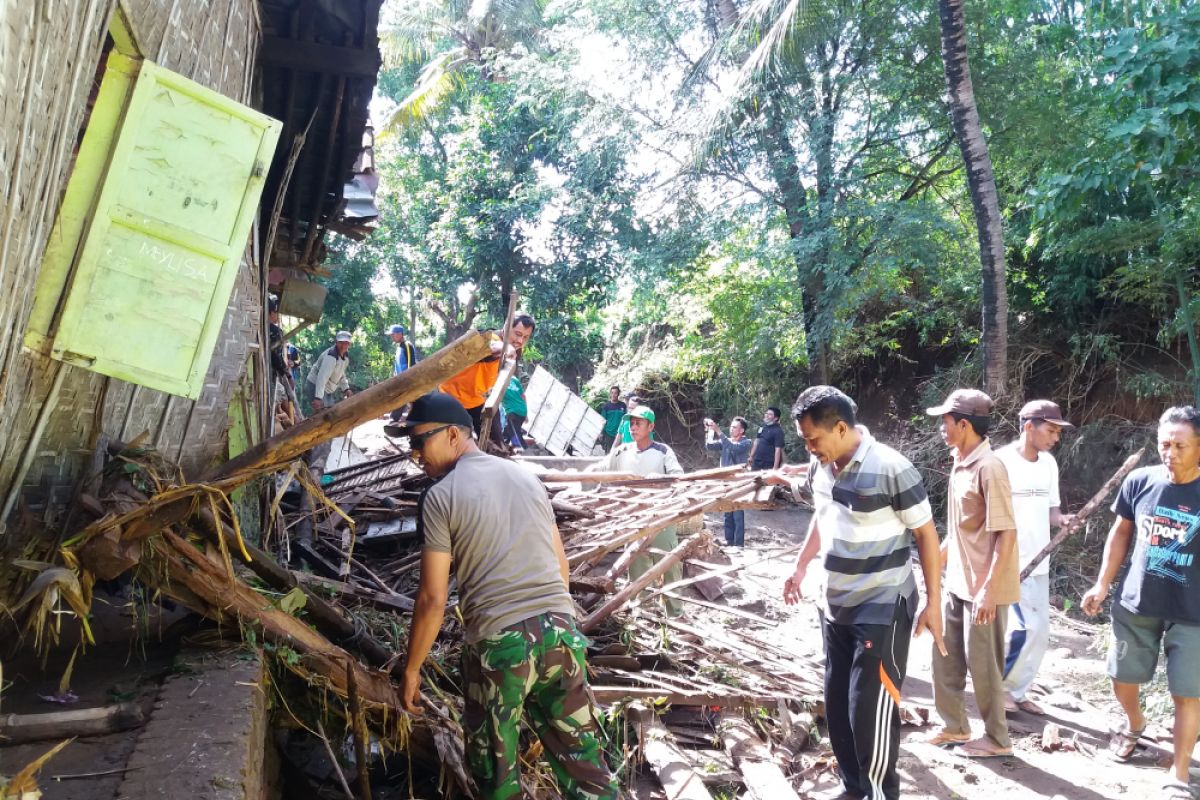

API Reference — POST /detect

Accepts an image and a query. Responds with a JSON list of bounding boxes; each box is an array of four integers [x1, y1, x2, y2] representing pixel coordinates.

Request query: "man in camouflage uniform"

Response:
[[399, 392, 618, 800]]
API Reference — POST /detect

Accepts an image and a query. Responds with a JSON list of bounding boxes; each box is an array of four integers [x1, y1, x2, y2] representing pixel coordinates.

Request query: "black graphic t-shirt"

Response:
[[751, 422, 785, 470], [1113, 465, 1200, 624]]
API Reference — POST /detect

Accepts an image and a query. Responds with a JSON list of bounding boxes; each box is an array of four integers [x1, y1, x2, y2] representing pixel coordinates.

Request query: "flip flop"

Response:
[[1110, 724, 1145, 762], [1161, 780, 1198, 799], [926, 729, 971, 748], [1015, 698, 1045, 715], [954, 740, 1014, 759]]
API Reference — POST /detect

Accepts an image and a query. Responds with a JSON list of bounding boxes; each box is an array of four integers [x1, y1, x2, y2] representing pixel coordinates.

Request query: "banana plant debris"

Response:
[[16, 340, 825, 797]]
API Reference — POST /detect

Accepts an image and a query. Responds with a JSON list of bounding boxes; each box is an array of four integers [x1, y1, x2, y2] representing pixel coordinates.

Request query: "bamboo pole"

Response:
[[1019, 446, 1146, 580], [580, 533, 709, 633]]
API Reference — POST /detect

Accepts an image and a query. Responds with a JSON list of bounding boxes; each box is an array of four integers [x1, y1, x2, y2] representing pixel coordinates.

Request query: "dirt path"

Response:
[[685, 506, 1192, 799]]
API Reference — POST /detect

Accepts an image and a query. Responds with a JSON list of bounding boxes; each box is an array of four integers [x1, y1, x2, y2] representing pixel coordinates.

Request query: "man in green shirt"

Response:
[[502, 374, 528, 449], [597, 386, 626, 452]]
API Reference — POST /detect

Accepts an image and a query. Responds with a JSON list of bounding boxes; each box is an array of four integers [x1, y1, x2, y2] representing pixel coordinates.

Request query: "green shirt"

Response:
[[503, 376, 527, 416], [600, 400, 626, 437]]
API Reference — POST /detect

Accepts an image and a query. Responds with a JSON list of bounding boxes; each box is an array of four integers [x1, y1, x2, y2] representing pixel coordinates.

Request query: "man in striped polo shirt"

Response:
[[781, 386, 946, 800]]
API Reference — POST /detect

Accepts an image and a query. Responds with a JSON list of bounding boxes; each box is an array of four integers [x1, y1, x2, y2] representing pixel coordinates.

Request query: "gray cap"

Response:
[[335, 330, 352, 343]]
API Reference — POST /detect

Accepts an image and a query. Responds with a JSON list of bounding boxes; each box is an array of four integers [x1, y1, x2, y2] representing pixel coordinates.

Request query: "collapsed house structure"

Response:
[[0, 3, 830, 798]]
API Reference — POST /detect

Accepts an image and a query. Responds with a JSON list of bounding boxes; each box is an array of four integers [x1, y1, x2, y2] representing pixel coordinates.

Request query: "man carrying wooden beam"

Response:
[[399, 391, 618, 800], [778, 386, 945, 800]]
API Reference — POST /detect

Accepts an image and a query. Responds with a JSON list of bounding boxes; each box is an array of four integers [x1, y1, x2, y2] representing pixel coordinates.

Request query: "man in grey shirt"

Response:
[[399, 392, 617, 800]]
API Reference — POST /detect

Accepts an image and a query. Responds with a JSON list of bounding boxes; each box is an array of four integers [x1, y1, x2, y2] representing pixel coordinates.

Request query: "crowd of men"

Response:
[[272, 302, 1197, 799]]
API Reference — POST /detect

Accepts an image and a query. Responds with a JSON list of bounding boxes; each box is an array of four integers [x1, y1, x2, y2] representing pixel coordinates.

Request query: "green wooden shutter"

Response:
[[47, 61, 281, 399]]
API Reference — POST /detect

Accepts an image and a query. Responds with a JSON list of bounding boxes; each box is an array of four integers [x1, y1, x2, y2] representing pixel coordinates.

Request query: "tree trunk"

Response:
[[937, 0, 1008, 396], [759, 96, 829, 383]]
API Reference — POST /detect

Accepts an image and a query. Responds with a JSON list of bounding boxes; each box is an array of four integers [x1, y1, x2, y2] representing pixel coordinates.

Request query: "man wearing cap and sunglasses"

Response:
[[399, 391, 618, 800], [926, 389, 1019, 759], [995, 400, 1077, 716], [305, 330, 354, 412]]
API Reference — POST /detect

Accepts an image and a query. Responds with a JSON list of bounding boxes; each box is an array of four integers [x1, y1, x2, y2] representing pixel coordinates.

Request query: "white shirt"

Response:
[[995, 443, 1060, 577], [592, 440, 684, 477]]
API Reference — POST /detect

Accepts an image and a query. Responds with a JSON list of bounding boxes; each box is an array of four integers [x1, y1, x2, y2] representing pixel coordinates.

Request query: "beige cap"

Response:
[[1019, 399, 1073, 427], [926, 388, 994, 417]]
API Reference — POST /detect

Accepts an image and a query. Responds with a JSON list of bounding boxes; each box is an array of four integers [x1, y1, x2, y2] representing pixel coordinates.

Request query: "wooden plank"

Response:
[[627, 704, 715, 800], [260, 36, 382, 77], [590, 687, 785, 709], [721, 719, 801, 800]]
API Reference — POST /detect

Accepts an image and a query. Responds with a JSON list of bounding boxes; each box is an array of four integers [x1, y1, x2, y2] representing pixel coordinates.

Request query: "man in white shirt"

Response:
[[590, 406, 685, 616], [995, 399, 1076, 715]]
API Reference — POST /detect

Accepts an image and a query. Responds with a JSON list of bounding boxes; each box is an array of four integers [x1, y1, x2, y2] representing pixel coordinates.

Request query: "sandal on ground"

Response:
[[1012, 697, 1044, 715], [1110, 724, 1145, 762], [953, 737, 1013, 759], [926, 729, 971, 748], [1161, 780, 1197, 799]]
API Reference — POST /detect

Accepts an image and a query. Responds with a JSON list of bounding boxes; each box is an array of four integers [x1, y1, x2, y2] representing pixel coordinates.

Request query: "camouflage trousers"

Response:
[[463, 612, 619, 800], [628, 526, 684, 617]]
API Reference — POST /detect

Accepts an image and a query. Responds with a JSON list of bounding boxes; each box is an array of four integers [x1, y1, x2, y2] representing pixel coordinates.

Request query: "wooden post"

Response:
[[210, 330, 492, 481], [580, 533, 709, 633], [479, 292, 518, 454], [1019, 447, 1146, 580]]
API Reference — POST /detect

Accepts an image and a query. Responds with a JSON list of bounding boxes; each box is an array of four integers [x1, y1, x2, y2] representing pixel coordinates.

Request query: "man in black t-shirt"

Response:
[[748, 406, 785, 471], [1082, 406, 1200, 793]]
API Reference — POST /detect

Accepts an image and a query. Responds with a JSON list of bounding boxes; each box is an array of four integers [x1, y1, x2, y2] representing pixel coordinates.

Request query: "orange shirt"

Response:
[[440, 357, 500, 410]]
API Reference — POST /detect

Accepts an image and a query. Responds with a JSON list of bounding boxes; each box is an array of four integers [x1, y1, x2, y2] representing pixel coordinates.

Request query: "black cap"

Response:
[[401, 391, 473, 432]]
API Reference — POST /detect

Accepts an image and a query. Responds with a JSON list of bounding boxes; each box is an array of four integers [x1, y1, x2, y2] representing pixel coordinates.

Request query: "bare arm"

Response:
[[773, 446, 783, 469], [911, 520, 947, 655], [746, 439, 759, 466], [783, 516, 822, 604], [551, 525, 570, 587], [973, 528, 1016, 624], [1082, 517, 1135, 615], [401, 550, 452, 713]]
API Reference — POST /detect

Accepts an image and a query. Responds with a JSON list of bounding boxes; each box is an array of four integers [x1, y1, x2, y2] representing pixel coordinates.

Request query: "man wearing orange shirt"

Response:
[[441, 315, 536, 439]]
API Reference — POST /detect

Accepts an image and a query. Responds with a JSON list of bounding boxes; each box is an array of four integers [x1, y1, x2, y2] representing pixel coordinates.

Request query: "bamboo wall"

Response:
[[0, 0, 265, 530]]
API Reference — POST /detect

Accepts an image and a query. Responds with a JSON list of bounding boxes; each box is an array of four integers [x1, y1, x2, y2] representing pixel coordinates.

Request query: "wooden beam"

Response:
[[0, 703, 143, 744], [590, 687, 785, 709], [721, 719, 801, 800], [260, 36, 381, 77], [580, 534, 710, 633], [209, 330, 491, 481], [627, 703, 715, 800]]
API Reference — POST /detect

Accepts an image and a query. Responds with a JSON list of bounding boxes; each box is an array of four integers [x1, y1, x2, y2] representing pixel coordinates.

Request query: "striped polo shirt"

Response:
[[806, 428, 933, 625]]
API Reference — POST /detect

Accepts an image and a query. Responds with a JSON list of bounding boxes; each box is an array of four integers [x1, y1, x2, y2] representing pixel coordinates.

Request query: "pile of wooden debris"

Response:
[[8, 331, 831, 798]]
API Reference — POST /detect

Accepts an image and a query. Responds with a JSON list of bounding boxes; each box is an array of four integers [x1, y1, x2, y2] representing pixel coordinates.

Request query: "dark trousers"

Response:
[[822, 597, 913, 800], [466, 404, 505, 448], [723, 511, 745, 546]]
